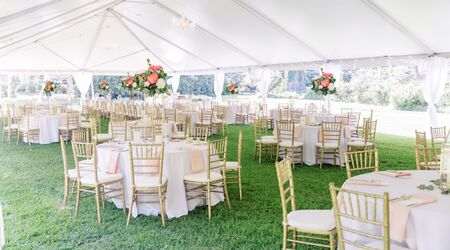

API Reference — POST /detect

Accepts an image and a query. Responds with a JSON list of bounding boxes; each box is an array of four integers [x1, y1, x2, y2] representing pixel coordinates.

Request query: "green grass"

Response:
[[0, 124, 416, 249]]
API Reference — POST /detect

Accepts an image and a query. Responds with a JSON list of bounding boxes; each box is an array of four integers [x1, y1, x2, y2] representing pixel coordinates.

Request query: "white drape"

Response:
[[170, 73, 181, 93], [73, 71, 93, 98], [214, 70, 225, 103], [258, 69, 271, 105], [421, 57, 448, 127]]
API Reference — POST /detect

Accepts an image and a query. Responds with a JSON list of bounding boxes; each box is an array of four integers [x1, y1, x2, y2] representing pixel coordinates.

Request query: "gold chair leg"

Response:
[[159, 188, 166, 226], [74, 182, 81, 218], [120, 181, 126, 214], [282, 225, 288, 250], [320, 148, 324, 169], [126, 190, 135, 226], [207, 183, 212, 220], [95, 185, 102, 224], [101, 186, 105, 209], [259, 145, 262, 164], [329, 232, 335, 250], [223, 180, 231, 209], [238, 169, 242, 200], [63, 176, 69, 208]]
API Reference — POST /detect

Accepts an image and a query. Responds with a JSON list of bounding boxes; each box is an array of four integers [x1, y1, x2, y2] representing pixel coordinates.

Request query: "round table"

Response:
[[26, 114, 63, 144], [342, 170, 450, 250], [96, 140, 224, 219]]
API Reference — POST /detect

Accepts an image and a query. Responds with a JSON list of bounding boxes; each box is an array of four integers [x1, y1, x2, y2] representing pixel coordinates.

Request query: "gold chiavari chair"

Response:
[[127, 143, 167, 226], [236, 103, 250, 124], [278, 108, 290, 121], [253, 117, 278, 163], [276, 159, 336, 250], [316, 121, 342, 169], [256, 103, 273, 129], [224, 129, 243, 200], [192, 126, 209, 141], [276, 120, 304, 168], [349, 112, 361, 137], [184, 138, 231, 219], [290, 110, 302, 124], [278, 103, 289, 109], [164, 108, 177, 123], [356, 110, 373, 138], [305, 103, 317, 114], [196, 109, 213, 134], [90, 117, 112, 143], [212, 106, 228, 136], [1, 110, 18, 144], [347, 119, 376, 151], [72, 141, 125, 224], [152, 119, 163, 138], [59, 111, 79, 142], [17, 114, 40, 146], [430, 126, 447, 149], [415, 147, 440, 170], [110, 120, 127, 142], [329, 183, 404, 250], [72, 129, 90, 143], [173, 115, 190, 139], [344, 149, 379, 179], [334, 114, 350, 125], [415, 130, 427, 148], [131, 124, 154, 141]]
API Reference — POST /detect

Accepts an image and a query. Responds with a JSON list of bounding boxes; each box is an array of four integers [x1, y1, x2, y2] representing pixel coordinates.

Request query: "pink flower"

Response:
[[148, 72, 159, 84], [323, 72, 332, 77], [149, 65, 162, 71], [127, 79, 133, 85], [321, 78, 330, 87]]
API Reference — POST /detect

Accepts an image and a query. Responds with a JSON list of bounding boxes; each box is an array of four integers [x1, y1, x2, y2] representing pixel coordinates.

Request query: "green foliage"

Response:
[[0, 123, 416, 249], [178, 75, 215, 96], [391, 83, 427, 111]]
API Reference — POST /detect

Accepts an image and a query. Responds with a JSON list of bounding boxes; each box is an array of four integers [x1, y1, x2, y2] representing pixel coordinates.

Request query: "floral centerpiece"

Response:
[[43, 80, 57, 96], [98, 80, 109, 92], [121, 59, 169, 96], [311, 68, 337, 96], [226, 82, 239, 94]]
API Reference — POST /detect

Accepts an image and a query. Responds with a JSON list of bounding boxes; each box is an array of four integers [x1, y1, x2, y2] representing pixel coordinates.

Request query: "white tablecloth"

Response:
[[25, 114, 63, 144], [342, 170, 450, 250], [97, 141, 224, 218]]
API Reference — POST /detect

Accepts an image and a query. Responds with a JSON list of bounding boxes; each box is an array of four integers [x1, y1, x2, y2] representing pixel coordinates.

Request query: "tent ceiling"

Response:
[[0, 0, 448, 74]]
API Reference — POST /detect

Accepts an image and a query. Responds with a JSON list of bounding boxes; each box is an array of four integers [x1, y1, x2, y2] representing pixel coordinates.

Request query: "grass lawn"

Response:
[[0, 124, 416, 249]]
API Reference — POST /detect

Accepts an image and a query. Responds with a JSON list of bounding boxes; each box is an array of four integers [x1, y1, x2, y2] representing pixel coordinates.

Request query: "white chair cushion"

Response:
[[184, 171, 223, 183], [365, 241, 410, 250], [67, 169, 90, 179], [287, 209, 335, 232], [347, 141, 373, 147], [257, 138, 278, 144], [94, 134, 113, 141], [350, 137, 364, 142], [261, 135, 276, 140], [226, 161, 240, 170], [316, 142, 339, 148], [58, 125, 78, 130], [213, 119, 224, 123], [134, 175, 167, 188], [279, 140, 304, 147], [172, 132, 186, 139], [80, 173, 123, 185], [80, 122, 90, 128]]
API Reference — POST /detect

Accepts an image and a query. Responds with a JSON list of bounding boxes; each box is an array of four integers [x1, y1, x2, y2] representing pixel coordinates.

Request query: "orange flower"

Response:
[[148, 72, 159, 84], [321, 78, 330, 87]]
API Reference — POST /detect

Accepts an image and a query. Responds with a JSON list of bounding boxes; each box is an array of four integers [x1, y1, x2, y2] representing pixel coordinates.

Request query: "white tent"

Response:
[[0, 0, 449, 74]]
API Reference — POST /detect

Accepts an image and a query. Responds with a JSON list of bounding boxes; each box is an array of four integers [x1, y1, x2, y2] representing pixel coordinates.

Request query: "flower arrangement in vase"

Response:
[[43, 80, 57, 96], [310, 68, 337, 96], [226, 82, 239, 95], [121, 59, 170, 96], [98, 80, 109, 92]]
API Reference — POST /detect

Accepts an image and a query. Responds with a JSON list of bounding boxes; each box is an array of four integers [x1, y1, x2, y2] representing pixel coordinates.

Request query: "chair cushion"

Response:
[[213, 119, 224, 123], [257, 138, 278, 144], [279, 140, 304, 147], [316, 142, 339, 148], [350, 137, 364, 142], [184, 171, 223, 183], [347, 141, 373, 147], [80, 122, 91, 128], [80, 172, 123, 185], [261, 135, 276, 140], [226, 161, 240, 170], [67, 169, 90, 179], [134, 175, 167, 188], [58, 125, 78, 130], [365, 241, 410, 250], [172, 132, 186, 139], [287, 210, 335, 232], [94, 134, 113, 141]]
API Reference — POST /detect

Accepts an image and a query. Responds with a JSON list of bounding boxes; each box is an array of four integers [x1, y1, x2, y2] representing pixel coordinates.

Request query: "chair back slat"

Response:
[[344, 149, 379, 178]]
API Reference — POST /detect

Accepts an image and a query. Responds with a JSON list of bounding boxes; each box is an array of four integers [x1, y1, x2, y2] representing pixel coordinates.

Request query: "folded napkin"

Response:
[[343, 126, 352, 139], [171, 123, 178, 134], [376, 170, 412, 178], [390, 193, 437, 241], [184, 147, 205, 172], [346, 179, 388, 186], [105, 150, 120, 174]]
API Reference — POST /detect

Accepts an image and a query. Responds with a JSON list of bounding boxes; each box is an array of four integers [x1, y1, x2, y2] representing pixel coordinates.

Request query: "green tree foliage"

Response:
[[178, 75, 215, 96]]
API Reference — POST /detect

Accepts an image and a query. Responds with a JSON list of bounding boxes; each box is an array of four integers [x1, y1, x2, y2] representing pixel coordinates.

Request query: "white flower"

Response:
[[319, 85, 323, 89], [132, 82, 137, 88], [156, 79, 166, 89], [328, 84, 335, 91]]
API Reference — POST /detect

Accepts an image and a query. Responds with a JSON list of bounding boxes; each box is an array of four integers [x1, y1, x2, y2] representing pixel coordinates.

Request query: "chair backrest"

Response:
[[276, 120, 295, 145], [290, 110, 302, 123], [415, 147, 440, 170], [253, 117, 268, 140], [110, 120, 127, 142], [60, 135, 69, 176], [321, 122, 342, 144], [344, 149, 379, 178], [430, 126, 446, 148], [131, 124, 154, 141], [275, 158, 295, 225], [415, 130, 427, 148], [305, 103, 317, 114], [72, 129, 90, 142], [200, 110, 213, 124], [329, 182, 390, 250], [176, 114, 191, 137], [66, 111, 79, 128], [238, 103, 250, 114], [208, 138, 227, 180], [278, 108, 290, 121], [164, 108, 177, 123], [193, 126, 208, 141], [348, 112, 360, 128], [71, 141, 95, 180], [128, 143, 164, 187], [334, 114, 349, 125]]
